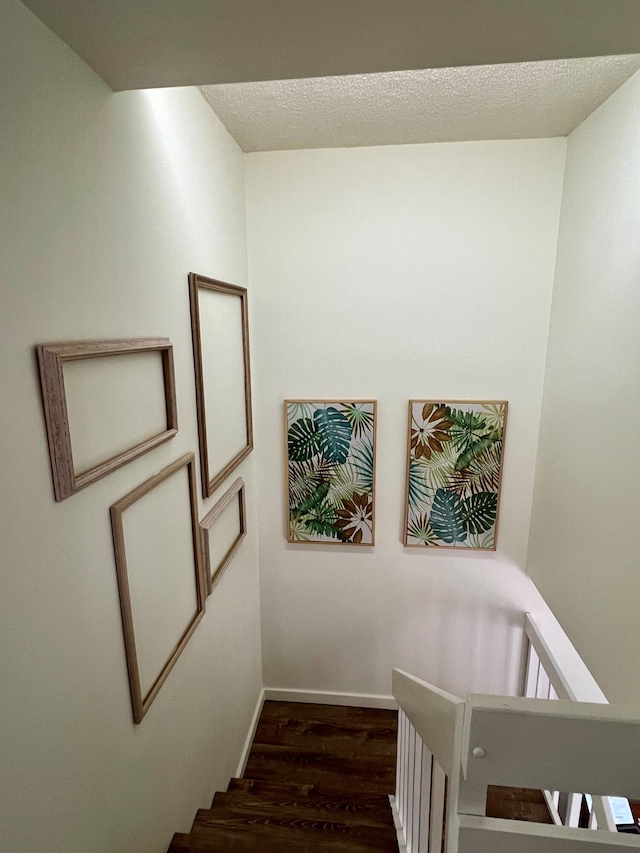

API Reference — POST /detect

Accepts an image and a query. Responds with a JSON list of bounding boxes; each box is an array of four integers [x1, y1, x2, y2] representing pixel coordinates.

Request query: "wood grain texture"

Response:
[[486, 786, 554, 824], [110, 453, 206, 724], [283, 400, 377, 547], [402, 398, 508, 550], [188, 273, 254, 500], [169, 700, 398, 852], [36, 338, 178, 501], [199, 477, 247, 596], [168, 700, 561, 852]]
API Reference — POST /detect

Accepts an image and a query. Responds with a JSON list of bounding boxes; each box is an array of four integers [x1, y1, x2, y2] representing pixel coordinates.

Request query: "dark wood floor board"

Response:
[[244, 742, 396, 795], [170, 699, 555, 852], [184, 819, 399, 853], [258, 701, 397, 730], [486, 785, 553, 823], [254, 717, 397, 756], [226, 777, 316, 797], [171, 827, 398, 853], [200, 791, 395, 829]]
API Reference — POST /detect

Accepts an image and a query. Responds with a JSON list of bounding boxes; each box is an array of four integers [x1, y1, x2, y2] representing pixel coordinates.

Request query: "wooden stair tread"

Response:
[[226, 777, 315, 797], [171, 819, 399, 852], [244, 743, 395, 795], [203, 791, 395, 829], [254, 703, 397, 757], [486, 785, 554, 824], [170, 699, 556, 852]]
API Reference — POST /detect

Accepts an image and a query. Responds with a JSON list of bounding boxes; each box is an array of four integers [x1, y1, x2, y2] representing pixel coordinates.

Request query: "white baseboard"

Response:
[[235, 688, 265, 778], [263, 687, 397, 710]]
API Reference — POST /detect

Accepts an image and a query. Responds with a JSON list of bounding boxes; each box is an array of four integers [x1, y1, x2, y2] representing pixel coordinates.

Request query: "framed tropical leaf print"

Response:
[[403, 400, 508, 550], [285, 400, 377, 545]]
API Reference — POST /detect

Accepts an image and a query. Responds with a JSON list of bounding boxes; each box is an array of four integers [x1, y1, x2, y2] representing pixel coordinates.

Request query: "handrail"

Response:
[[524, 612, 617, 832]]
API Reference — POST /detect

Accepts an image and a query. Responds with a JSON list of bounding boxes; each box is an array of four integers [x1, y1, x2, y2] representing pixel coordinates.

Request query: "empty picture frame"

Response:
[[188, 273, 253, 499], [199, 477, 247, 596], [110, 453, 206, 724], [37, 338, 178, 501], [285, 400, 377, 545], [404, 400, 508, 550]]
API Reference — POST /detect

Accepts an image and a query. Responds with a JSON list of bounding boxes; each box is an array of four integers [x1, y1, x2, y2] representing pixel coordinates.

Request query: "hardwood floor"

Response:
[[168, 699, 551, 851], [169, 701, 399, 852]]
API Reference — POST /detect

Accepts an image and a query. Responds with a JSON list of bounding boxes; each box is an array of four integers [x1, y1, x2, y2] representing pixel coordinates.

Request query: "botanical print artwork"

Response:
[[404, 400, 507, 550], [286, 401, 376, 545]]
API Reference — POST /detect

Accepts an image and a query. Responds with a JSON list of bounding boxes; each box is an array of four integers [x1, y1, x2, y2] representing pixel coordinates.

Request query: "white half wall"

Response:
[[0, 2, 262, 852], [527, 70, 640, 704], [246, 139, 567, 700]]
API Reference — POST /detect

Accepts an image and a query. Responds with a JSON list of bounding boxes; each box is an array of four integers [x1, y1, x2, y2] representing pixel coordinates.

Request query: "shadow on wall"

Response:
[[264, 552, 530, 699]]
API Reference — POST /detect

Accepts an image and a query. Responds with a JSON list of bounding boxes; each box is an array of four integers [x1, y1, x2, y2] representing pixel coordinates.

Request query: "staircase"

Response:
[[168, 700, 400, 852]]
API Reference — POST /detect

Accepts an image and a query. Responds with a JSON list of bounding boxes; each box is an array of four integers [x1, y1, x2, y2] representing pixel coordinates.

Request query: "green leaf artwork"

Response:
[[404, 400, 507, 549], [286, 401, 376, 545]]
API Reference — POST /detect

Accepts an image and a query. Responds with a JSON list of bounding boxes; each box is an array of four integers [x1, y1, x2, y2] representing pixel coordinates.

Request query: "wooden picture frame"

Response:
[[37, 338, 178, 501], [199, 477, 247, 596], [110, 453, 206, 724], [285, 400, 377, 546], [403, 399, 508, 550], [188, 273, 253, 499]]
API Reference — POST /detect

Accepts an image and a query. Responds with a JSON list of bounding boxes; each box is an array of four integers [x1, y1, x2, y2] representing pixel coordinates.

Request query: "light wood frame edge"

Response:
[[188, 273, 254, 500], [109, 453, 206, 724], [402, 399, 509, 551], [199, 476, 247, 596], [36, 338, 178, 502], [283, 400, 377, 547]]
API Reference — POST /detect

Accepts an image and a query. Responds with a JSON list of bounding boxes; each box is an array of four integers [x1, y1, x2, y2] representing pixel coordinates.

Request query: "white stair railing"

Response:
[[524, 613, 618, 832], [392, 660, 640, 852], [392, 669, 464, 853]]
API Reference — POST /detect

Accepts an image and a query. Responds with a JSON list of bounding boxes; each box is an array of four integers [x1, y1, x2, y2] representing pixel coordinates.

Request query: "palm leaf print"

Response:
[[406, 401, 506, 550], [343, 403, 375, 439], [287, 401, 376, 544], [352, 439, 374, 492], [407, 512, 437, 545]]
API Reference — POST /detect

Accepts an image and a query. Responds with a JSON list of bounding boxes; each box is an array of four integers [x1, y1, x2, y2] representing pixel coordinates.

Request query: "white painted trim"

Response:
[[263, 687, 397, 710], [389, 795, 409, 853], [235, 688, 265, 778], [543, 789, 563, 826]]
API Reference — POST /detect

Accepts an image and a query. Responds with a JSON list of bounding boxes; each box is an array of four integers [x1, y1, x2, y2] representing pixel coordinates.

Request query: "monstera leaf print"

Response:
[[286, 401, 376, 544], [429, 488, 467, 544], [288, 417, 321, 462], [406, 401, 506, 549], [314, 407, 352, 464], [459, 491, 498, 534]]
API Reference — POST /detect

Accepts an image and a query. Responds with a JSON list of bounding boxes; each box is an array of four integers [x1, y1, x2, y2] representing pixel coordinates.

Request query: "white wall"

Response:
[[246, 140, 567, 700], [527, 70, 640, 704], [0, 2, 262, 852]]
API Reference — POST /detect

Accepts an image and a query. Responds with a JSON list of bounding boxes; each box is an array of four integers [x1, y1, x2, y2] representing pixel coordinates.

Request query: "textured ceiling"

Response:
[[200, 56, 640, 152], [19, 0, 640, 92]]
